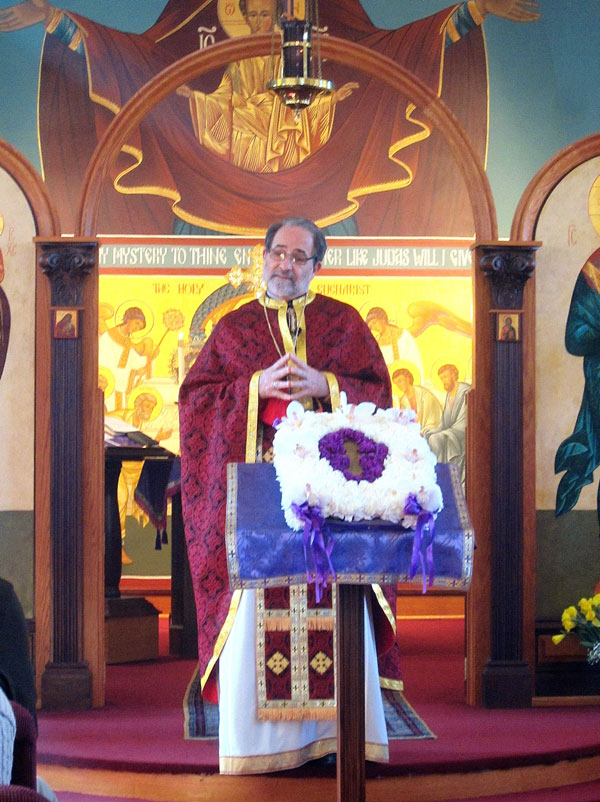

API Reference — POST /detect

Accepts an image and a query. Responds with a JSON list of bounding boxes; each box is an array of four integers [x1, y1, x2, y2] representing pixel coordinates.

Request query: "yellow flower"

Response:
[[552, 633, 566, 645], [579, 597, 592, 613], [561, 606, 577, 630], [585, 609, 596, 621], [592, 593, 600, 606]]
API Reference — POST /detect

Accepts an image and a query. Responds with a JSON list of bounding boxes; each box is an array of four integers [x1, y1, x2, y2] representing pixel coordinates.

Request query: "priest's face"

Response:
[[263, 224, 321, 301]]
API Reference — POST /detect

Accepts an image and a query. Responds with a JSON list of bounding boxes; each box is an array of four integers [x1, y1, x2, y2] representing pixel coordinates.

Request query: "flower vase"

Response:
[[587, 642, 600, 666]]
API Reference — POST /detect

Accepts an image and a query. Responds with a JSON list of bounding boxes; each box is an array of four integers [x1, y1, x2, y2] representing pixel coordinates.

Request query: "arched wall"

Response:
[[0, 140, 56, 691], [512, 135, 600, 698], [0, 140, 59, 235], [512, 132, 600, 586], [512, 133, 600, 242]]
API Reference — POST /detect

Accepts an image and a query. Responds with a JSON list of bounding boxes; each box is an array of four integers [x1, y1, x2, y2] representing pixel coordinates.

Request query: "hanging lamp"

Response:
[[267, 0, 334, 113]]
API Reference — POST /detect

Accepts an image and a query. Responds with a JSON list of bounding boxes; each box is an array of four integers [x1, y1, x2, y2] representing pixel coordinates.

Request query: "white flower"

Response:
[[273, 402, 444, 531], [285, 400, 305, 423], [354, 401, 377, 418]]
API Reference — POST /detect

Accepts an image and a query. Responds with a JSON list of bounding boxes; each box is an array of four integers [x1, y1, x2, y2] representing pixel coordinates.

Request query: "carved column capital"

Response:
[[476, 243, 538, 310], [38, 240, 96, 306]]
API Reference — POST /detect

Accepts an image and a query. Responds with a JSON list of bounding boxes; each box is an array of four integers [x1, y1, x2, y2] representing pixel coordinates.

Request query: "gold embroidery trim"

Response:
[[46, 8, 63, 33], [263, 616, 291, 632], [69, 29, 83, 51], [445, 16, 460, 43], [468, 0, 485, 26], [259, 290, 316, 311], [245, 370, 262, 464], [380, 676, 405, 692], [292, 295, 308, 363], [259, 291, 313, 358], [324, 372, 340, 410], [200, 588, 242, 692], [372, 583, 397, 635], [278, 303, 294, 353], [219, 736, 340, 774]]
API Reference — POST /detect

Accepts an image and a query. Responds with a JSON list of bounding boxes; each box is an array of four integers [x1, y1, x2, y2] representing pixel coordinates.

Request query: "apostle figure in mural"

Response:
[[366, 307, 423, 373], [555, 247, 600, 525], [98, 304, 160, 412], [392, 367, 442, 434], [426, 363, 470, 482], [0, 0, 539, 237]]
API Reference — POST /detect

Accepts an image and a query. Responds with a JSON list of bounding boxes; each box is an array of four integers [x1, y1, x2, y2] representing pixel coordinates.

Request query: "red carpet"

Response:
[[50, 784, 600, 802], [52, 784, 600, 802], [36, 619, 600, 780]]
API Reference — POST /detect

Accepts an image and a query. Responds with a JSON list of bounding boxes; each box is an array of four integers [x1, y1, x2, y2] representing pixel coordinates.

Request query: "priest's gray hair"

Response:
[[264, 218, 327, 262]]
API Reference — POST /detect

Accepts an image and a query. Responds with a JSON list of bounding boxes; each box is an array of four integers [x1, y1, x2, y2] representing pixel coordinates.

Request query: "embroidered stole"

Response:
[[256, 584, 337, 720]]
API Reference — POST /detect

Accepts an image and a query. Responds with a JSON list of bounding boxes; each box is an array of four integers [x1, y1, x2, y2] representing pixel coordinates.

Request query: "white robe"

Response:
[[218, 588, 389, 775]]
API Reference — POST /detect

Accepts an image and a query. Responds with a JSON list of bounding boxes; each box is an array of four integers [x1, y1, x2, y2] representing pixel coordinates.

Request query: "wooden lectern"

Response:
[[226, 462, 473, 802]]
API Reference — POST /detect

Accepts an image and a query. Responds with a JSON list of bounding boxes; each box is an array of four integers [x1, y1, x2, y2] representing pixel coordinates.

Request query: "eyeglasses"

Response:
[[268, 248, 316, 267]]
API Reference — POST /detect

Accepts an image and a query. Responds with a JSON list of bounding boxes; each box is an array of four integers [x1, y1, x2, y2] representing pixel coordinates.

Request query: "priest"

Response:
[[179, 217, 402, 773]]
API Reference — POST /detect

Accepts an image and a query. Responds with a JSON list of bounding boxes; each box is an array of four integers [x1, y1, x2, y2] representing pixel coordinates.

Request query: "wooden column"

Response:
[[476, 243, 537, 708], [39, 240, 97, 711]]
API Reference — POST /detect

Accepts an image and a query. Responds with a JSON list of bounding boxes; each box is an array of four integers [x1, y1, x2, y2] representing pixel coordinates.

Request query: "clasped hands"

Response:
[[258, 353, 329, 401]]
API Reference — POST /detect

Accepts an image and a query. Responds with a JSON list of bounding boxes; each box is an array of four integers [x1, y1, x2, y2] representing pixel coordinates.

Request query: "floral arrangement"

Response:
[[272, 397, 444, 599], [552, 594, 600, 665], [273, 398, 443, 530]]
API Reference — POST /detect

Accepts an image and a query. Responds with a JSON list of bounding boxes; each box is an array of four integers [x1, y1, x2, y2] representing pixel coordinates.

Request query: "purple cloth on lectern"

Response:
[[225, 462, 473, 590]]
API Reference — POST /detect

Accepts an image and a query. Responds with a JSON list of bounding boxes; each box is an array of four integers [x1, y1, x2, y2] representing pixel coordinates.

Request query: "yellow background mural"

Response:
[[99, 267, 472, 457]]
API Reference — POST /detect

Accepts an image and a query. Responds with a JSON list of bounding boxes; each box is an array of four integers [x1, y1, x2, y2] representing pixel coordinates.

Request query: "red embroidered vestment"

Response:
[[179, 294, 401, 701]]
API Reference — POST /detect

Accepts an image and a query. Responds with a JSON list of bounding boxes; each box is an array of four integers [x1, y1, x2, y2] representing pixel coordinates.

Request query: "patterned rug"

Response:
[[184, 667, 434, 740]]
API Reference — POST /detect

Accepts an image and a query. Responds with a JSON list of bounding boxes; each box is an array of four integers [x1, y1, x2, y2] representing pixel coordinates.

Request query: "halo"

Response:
[[430, 357, 465, 392], [114, 300, 155, 342], [388, 360, 421, 393], [589, 174, 600, 237], [465, 355, 473, 385], [360, 302, 393, 324], [98, 365, 115, 398], [127, 385, 164, 420], [218, 0, 249, 38]]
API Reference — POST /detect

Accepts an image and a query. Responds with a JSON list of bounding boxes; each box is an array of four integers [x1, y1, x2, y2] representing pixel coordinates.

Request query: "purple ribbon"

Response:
[[405, 494, 436, 594], [291, 502, 337, 602]]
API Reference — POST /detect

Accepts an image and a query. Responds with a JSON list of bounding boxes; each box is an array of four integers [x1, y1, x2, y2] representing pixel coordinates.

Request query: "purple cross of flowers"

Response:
[[318, 428, 388, 483]]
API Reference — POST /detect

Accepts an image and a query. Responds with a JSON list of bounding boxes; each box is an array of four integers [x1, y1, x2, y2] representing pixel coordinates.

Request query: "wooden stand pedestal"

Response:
[[105, 597, 160, 664]]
